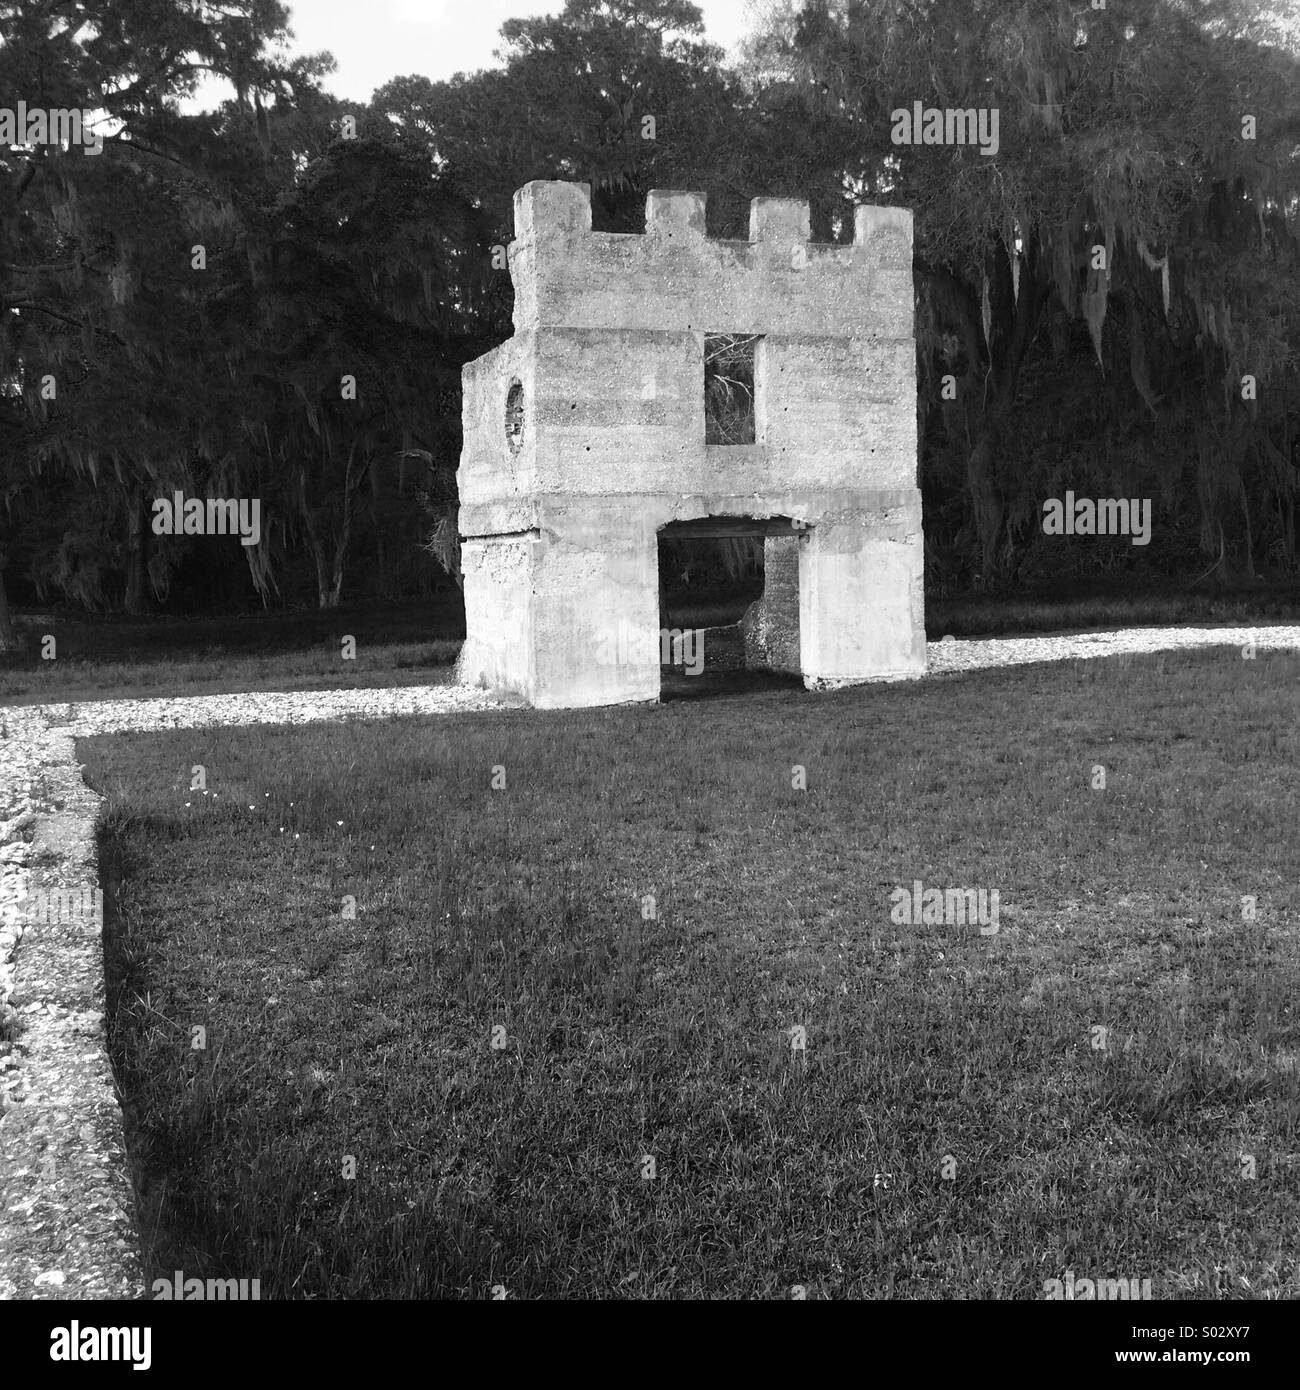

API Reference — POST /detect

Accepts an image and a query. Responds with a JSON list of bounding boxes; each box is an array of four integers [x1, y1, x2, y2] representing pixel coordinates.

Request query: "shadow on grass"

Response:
[[659, 667, 805, 702]]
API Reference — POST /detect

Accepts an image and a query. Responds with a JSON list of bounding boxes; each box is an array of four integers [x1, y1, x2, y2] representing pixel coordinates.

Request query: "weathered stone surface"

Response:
[[742, 536, 802, 674], [457, 180, 928, 708]]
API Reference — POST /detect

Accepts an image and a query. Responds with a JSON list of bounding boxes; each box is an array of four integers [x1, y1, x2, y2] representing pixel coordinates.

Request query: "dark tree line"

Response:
[[2, 0, 1298, 646]]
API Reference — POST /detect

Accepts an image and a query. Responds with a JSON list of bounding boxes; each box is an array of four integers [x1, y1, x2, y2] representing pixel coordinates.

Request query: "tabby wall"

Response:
[[457, 180, 925, 708]]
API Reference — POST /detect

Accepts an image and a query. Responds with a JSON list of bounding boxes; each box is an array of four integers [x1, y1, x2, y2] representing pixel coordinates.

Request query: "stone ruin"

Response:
[[456, 179, 926, 708]]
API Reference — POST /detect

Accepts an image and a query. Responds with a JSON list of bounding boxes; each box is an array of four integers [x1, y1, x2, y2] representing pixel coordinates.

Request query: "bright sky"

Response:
[[195, 0, 763, 108]]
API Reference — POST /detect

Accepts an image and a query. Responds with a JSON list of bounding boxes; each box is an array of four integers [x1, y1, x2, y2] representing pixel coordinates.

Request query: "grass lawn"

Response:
[[83, 648, 1300, 1298]]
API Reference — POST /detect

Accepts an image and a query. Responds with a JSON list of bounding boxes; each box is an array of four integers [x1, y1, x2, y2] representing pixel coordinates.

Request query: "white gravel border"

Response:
[[926, 623, 1300, 674]]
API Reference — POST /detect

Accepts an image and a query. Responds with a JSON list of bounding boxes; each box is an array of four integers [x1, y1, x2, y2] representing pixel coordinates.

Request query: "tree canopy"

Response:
[[1, 0, 1297, 638]]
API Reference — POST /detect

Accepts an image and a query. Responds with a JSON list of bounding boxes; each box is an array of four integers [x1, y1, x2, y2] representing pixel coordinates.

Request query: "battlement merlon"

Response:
[[507, 180, 914, 336], [512, 180, 593, 242], [511, 180, 911, 252], [854, 204, 913, 264], [748, 196, 810, 263]]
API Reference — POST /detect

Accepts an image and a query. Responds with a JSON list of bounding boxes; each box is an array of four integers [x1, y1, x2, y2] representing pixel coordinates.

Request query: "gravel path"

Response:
[[924, 623, 1300, 674], [19, 679, 507, 738], [3, 624, 1299, 1300]]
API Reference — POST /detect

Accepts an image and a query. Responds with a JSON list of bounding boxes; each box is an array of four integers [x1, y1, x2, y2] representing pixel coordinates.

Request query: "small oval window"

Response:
[[505, 381, 524, 452]]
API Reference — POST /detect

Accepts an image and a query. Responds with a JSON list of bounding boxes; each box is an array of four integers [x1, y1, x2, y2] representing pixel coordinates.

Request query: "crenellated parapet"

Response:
[[507, 181, 913, 338]]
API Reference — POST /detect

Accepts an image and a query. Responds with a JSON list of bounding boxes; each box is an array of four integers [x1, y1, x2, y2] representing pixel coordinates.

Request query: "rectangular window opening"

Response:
[[704, 333, 761, 445]]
